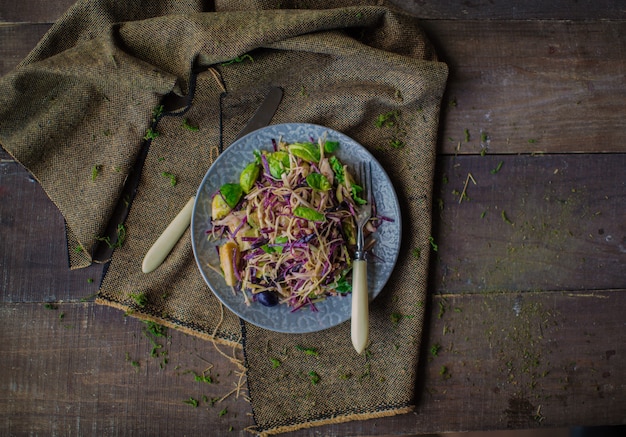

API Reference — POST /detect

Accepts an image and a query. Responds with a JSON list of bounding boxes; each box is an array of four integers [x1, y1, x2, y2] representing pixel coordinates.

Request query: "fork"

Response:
[[351, 161, 372, 354]]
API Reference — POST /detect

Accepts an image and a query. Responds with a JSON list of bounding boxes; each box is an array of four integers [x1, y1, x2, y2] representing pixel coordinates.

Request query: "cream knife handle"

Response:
[[351, 259, 369, 354], [142, 196, 195, 273]]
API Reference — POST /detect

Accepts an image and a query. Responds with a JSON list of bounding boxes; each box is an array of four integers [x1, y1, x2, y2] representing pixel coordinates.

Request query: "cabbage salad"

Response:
[[208, 137, 380, 311]]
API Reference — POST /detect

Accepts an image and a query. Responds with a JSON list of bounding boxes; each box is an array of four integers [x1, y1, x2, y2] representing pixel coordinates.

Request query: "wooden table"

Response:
[[1, 1, 624, 435]]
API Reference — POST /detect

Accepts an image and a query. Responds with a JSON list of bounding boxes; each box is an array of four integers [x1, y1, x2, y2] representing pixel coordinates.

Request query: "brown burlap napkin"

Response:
[[0, 0, 448, 434]]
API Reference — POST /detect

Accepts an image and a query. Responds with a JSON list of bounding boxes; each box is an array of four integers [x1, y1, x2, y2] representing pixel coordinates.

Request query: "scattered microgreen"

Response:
[[182, 118, 199, 131], [491, 161, 504, 174], [183, 397, 199, 408], [143, 128, 159, 141], [221, 54, 253, 66], [480, 210, 487, 219], [91, 164, 102, 182], [528, 138, 537, 144], [161, 171, 177, 186], [430, 344, 441, 357], [501, 210, 513, 225], [438, 301, 446, 319], [308, 371, 321, 385], [374, 110, 406, 148], [440, 365, 451, 379], [44, 303, 57, 310], [295, 345, 318, 356], [95, 223, 126, 249], [412, 247, 421, 259], [152, 105, 164, 122], [270, 358, 281, 368], [218, 408, 228, 417], [73, 245, 83, 253], [87, 278, 94, 284], [464, 128, 470, 142], [481, 132, 488, 143], [429, 236, 438, 252], [129, 292, 147, 308]]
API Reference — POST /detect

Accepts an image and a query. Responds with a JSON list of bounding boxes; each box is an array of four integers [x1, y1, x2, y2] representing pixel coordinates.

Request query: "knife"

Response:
[[141, 85, 283, 273]]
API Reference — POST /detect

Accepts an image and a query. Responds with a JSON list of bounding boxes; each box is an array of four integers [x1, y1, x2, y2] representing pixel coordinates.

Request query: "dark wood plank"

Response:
[[0, 302, 255, 436], [2, 292, 623, 436], [0, 0, 74, 23], [0, 23, 50, 75], [389, 0, 626, 20], [424, 20, 626, 154], [0, 159, 103, 303], [431, 153, 626, 293]]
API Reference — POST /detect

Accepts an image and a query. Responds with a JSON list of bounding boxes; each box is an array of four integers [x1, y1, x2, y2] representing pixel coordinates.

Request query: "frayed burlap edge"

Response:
[[246, 404, 415, 436], [95, 297, 243, 349]]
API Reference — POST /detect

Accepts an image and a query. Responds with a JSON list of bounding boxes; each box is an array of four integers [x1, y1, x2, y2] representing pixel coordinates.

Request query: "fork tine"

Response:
[[366, 161, 372, 205]]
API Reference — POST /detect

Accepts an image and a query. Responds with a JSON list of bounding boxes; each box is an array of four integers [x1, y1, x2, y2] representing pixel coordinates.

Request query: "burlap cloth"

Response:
[[0, 0, 447, 434]]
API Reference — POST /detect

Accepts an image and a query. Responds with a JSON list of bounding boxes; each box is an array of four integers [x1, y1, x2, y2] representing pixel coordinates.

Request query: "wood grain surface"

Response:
[[1, 1, 625, 436]]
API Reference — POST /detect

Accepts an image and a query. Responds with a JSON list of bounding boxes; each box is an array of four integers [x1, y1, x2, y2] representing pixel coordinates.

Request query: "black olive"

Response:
[[257, 291, 279, 307]]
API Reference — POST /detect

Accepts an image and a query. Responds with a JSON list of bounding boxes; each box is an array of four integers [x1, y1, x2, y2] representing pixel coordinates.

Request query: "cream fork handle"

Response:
[[351, 259, 369, 354], [142, 196, 195, 273]]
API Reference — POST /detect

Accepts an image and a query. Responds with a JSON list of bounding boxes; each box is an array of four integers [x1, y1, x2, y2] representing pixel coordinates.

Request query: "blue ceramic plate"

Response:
[[191, 123, 401, 333]]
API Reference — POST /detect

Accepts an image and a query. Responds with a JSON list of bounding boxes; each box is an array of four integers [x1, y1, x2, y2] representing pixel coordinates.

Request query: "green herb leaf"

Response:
[[221, 54, 254, 66], [329, 156, 345, 183], [182, 118, 199, 131], [293, 206, 325, 222], [218, 408, 228, 417], [183, 397, 199, 408], [270, 358, 281, 368], [296, 345, 319, 356], [161, 171, 177, 186], [143, 128, 159, 141], [308, 371, 320, 385], [91, 164, 101, 182], [491, 161, 504, 174]]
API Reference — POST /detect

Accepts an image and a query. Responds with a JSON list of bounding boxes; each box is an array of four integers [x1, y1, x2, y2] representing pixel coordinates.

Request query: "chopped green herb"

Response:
[[390, 312, 402, 326], [429, 236, 438, 252], [438, 301, 446, 319], [91, 164, 101, 182], [143, 128, 159, 141], [430, 344, 441, 357], [183, 397, 199, 408], [270, 358, 281, 368], [161, 171, 177, 186], [528, 138, 537, 144], [480, 210, 487, 219], [218, 408, 228, 417], [464, 128, 470, 142], [308, 371, 320, 385], [481, 132, 488, 143], [221, 54, 253, 66], [491, 161, 504, 174], [59, 312, 65, 320], [375, 110, 399, 128], [295, 345, 319, 356], [299, 85, 308, 97], [440, 365, 450, 379], [73, 245, 84, 253], [95, 223, 126, 249], [44, 303, 57, 310], [87, 278, 94, 284], [390, 138, 404, 148], [152, 105, 164, 122], [501, 210, 513, 225], [129, 292, 147, 308], [193, 372, 213, 384], [182, 118, 199, 131], [412, 247, 421, 259]]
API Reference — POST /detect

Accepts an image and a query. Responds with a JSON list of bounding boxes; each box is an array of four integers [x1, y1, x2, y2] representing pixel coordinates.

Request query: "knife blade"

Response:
[[141, 86, 283, 273]]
